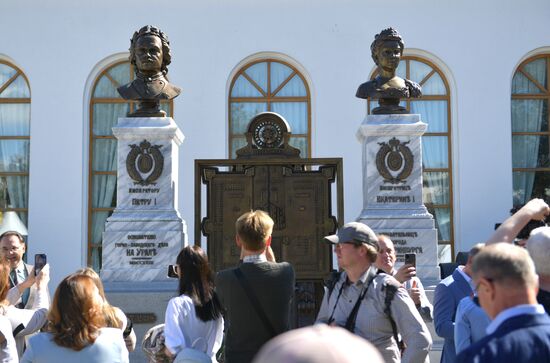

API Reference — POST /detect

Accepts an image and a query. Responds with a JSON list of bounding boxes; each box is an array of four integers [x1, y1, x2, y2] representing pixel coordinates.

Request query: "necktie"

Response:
[[10, 270, 18, 286]]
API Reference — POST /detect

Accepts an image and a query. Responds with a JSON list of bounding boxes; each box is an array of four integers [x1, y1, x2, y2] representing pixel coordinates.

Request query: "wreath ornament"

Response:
[[126, 139, 164, 185], [375, 137, 413, 184]]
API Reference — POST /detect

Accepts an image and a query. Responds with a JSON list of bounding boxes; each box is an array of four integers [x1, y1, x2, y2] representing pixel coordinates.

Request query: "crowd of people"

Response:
[[0, 199, 550, 363]]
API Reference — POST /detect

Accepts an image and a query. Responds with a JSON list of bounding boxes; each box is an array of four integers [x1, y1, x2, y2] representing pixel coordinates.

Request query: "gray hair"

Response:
[[469, 243, 485, 259], [472, 242, 537, 289], [527, 226, 550, 276]]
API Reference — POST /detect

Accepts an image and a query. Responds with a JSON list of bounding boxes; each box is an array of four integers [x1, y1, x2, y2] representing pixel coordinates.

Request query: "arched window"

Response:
[[511, 54, 550, 206], [228, 59, 311, 158], [88, 60, 173, 270], [0, 61, 31, 235], [368, 56, 454, 260]]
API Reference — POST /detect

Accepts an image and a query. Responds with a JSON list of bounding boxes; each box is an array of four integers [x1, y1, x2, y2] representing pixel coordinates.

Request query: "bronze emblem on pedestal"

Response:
[[126, 140, 164, 185], [376, 137, 413, 183]]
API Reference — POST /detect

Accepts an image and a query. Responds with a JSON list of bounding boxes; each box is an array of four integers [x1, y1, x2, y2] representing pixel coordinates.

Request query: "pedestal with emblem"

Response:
[[101, 117, 186, 283], [356, 114, 439, 280], [100, 117, 186, 363]]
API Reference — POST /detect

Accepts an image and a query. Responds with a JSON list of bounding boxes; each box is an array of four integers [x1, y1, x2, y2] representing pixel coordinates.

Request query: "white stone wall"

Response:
[[3, 0, 550, 288]]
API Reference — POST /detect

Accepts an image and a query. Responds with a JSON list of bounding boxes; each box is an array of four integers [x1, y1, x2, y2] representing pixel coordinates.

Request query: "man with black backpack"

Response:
[[315, 222, 431, 363]]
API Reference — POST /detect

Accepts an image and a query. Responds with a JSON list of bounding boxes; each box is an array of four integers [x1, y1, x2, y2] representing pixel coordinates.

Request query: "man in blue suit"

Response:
[[456, 243, 550, 362], [433, 244, 482, 363]]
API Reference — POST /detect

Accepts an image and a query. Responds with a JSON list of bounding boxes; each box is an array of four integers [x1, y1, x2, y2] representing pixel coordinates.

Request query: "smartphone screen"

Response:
[[34, 254, 47, 276], [404, 253, 416, 268]]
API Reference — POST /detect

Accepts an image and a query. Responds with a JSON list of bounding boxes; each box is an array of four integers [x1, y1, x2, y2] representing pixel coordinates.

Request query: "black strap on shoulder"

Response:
[[13, 323, 25, 337], [233, 268, 277, 338], [325, 270, 342, 300], [123, 317, 133, 338], [383, 281, 405, 352], [343, 272, 375, 333]]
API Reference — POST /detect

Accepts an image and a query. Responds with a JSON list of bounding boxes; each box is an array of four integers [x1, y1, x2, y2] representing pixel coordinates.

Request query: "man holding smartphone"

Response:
[[375, 235, 433, 323], [0, 231, 36, 309]]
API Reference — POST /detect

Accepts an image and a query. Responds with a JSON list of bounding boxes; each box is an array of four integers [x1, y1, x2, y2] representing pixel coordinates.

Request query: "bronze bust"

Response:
[[356, 28, 421, 114], [118, 25, 181, 117]]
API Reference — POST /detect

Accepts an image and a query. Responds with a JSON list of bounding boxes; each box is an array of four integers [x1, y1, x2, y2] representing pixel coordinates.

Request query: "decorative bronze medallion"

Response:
[[253, 119, 284, 148], [235, 112, 301, 159], [376, 137, 413, 184], [126, 139, 164, 185]]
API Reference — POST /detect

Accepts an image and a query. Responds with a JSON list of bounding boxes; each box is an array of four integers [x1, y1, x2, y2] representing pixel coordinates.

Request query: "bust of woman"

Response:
[[356, 27, 421, 114], [117, 25, 181, 118]]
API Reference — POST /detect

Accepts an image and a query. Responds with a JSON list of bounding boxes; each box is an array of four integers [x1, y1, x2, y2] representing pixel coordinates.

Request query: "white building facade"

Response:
[[2, 0, 550, 287]]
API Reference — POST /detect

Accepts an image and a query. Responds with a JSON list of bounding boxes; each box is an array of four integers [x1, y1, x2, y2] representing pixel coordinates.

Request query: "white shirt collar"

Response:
[[457, 265, 475, 292], [242, 254, 267, 264], [486, 304, 546, 335], [13, 261, 25, 273]]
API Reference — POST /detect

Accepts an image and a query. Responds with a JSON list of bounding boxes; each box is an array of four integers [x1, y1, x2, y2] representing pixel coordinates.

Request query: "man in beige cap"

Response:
[[316, 222, 431, 363]]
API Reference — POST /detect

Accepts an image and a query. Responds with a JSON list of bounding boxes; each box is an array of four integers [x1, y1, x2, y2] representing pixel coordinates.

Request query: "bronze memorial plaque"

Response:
[[195, 112, 343, 327]]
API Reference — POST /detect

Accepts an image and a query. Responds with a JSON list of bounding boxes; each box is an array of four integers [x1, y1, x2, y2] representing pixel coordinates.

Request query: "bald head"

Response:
[[376, 235, 396, 273], [472, 243, 537, 289], [253, 325, 384, 363], [527, 226, 550, 276]]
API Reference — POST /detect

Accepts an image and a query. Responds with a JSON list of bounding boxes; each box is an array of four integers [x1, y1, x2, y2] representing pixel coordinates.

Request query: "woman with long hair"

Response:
[[20, 274, 128, 363], [0, 261, 49, 362], [164, 246, 224, 362], [75, 267, 136, 351]]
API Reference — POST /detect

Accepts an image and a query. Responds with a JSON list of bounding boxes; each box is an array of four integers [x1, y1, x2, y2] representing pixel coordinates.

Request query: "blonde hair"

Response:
[[236, 210, 274, 252], [75, 267, 122, 329]]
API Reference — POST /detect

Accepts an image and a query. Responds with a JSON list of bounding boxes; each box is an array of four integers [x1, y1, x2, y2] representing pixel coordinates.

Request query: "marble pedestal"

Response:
[[356, 114, 439, 280], [100, 117, 187, 362], [101, 117, 187, 282]]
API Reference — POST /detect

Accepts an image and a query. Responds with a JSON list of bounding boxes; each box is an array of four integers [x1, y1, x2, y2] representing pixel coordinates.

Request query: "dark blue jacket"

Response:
[[434, 267, 472, 363], [455, 313, 550, 363]]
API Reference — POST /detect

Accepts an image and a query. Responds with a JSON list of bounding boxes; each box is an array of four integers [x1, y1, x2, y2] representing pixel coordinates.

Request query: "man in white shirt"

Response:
[[456, 243, 550, 362]]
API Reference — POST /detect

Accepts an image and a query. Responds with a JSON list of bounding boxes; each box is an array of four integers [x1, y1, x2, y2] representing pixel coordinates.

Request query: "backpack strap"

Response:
[[343, 270, 376, 333], [383, 282, 405, 352], [233, 268, 277, 338], [324, 270, 342, 300]]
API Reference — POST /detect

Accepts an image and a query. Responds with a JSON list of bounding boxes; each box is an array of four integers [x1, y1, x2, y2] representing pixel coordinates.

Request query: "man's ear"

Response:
[[235, 235, 242, 248], [265, 235, 272, 247]]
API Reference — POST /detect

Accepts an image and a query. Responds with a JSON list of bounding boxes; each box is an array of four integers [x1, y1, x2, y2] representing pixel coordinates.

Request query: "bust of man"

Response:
[[356, 27, 421, 114], [117, 25, 181, 117]]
